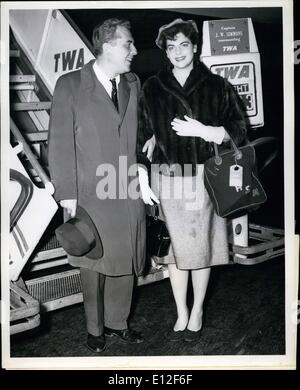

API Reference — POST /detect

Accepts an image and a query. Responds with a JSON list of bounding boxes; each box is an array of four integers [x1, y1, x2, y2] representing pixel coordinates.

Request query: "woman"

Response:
[[137, 19, 248, 341]]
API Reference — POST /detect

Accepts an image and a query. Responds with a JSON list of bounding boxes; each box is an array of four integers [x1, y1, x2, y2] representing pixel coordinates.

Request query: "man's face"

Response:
[[107, 26, 137, 75], [166, 32, 197, 70]]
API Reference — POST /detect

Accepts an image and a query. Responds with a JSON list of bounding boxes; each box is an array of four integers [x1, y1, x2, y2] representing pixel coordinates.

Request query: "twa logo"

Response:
[[213, 64, 252, 80], [54, 48, 85, 73], [223, 45, 238, 52], [210, 63, 256, 114]]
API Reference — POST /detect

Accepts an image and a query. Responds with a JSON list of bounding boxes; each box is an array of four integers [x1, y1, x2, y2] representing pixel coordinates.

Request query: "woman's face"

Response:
[[165, 32, 197, 70]]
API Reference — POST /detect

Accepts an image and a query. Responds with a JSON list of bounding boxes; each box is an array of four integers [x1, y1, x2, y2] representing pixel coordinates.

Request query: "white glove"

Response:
[[138, 166, 159, 206], [142, 134, 156, 162], [60, 199, 77, 218], [171, 115, 227, 145]]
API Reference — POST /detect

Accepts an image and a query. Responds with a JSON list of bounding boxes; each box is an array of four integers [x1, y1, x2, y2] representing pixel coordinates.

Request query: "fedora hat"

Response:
[[55, 206, 103, 259]]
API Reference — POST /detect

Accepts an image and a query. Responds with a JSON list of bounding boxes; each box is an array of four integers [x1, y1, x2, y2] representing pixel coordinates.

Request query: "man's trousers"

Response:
[[80, 268, 134, 336]]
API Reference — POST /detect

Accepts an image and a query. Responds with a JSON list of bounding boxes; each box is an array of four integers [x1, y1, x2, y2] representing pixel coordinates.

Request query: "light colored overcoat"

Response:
[[48, 60, 146, 276]]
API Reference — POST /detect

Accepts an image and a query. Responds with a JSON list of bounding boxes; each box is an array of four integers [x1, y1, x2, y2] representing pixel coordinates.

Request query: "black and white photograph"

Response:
[[1, 0, 297, 371]]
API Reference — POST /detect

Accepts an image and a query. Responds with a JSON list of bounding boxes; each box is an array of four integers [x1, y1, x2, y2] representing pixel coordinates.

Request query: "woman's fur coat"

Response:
[[137, 61, 248, 170]]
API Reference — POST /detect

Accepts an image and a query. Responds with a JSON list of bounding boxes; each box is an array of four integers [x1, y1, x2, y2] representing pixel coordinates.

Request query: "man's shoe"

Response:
[[86, 333, 106, 353], [104, 327, 144, 343]]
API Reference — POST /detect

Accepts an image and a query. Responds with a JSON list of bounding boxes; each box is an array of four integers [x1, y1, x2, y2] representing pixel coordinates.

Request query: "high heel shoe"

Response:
[[184, 328, 202, 342], [164, 328, 185, 341]]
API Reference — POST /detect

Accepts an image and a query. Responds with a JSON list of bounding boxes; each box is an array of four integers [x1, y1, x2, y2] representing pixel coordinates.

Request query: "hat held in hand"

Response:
[[55, 206, 103, 259]]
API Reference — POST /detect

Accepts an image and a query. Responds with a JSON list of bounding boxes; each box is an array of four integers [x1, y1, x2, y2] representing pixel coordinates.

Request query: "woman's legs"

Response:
[[187, 267, 211, 331], [168, 264, 189, 331]]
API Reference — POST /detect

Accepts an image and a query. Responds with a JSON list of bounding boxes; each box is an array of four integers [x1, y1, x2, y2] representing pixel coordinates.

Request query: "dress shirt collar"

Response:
[[93, 61, 120, 96]]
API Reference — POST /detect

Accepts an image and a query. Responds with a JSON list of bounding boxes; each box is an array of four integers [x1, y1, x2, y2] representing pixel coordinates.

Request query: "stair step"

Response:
[[10, 75, 36, 83], [10, 83, 35, 91], [11, 102, 52, 111], [25, 131, 48, 142], [10, 50, 20, 58]]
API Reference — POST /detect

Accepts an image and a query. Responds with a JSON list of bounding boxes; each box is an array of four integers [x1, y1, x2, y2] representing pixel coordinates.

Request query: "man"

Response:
[[48, 18, 146, 353]]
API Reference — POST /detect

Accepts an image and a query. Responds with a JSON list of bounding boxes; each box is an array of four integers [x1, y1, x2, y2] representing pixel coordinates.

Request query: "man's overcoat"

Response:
[[48, 60, 146, 276]]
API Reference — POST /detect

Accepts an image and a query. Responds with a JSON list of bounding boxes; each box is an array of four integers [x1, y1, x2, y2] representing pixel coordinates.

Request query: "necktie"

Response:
[[110, 78, 119, 111]]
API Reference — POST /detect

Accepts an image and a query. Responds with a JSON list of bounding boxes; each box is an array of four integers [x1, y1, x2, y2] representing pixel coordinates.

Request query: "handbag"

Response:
[[146, 204, 171, 257], [204, 137, 278, 219]]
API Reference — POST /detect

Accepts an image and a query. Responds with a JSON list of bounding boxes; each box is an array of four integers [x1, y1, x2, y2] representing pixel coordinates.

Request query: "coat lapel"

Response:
[[184, 61, 211, 96], [81, 62, 131, 125], [157, 61, 210, 97], [81, 60, 120, 119], [118, 74, 130, 123], [156, 61, 211, 117]]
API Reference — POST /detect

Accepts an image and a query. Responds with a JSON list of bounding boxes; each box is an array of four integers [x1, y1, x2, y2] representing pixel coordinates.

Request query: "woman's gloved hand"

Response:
[[171, 115, 228, 144], [138, 166, 159, 206], [142, 134, 156, 162]]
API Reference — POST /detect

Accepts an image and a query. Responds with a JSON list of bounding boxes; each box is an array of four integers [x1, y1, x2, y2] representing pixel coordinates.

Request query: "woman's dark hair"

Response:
[[92, 18, 131, 56], [159, 22, 199, 50]]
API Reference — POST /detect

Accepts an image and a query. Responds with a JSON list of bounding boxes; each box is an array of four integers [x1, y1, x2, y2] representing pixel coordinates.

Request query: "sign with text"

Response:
[[10, 10, 94, 93], [40, 12, 94, 92], [209, 19, 250, 56], [211, 62, 257, 117], [201, 18, 263, 127]]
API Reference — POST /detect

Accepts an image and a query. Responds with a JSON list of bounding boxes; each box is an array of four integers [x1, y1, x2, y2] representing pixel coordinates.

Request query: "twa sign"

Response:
[[213, 63, 251, 79], [211, 62, 257, 115], [10, 10, 95, 93], [39, 11, 95, 92], [54, 48, 85, 73], [201, 18, 264, 127]]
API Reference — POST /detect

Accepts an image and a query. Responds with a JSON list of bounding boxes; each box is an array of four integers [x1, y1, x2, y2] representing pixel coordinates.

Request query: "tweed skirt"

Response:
[[151, 165, 229, 270]]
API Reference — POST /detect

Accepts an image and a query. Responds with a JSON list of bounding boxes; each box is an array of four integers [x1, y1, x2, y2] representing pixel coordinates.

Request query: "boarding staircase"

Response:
[[8, 10, 284, 335]]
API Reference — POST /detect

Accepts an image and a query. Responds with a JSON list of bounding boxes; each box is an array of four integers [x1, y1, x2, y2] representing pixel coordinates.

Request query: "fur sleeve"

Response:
[[136, 87, 155, 166], [220, 78, 249, 146]]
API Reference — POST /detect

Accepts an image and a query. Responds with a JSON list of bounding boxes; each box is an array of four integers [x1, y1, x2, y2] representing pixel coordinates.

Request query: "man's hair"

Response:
[[159, 22, 199, 50], [92, 18, 131, 56]]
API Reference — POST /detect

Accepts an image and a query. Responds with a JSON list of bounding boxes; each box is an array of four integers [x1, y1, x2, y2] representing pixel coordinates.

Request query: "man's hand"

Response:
[[60, 199, 77, 218], [171, 115, 226, 144], [142, 134, 156, 162], [138, 166, 159, 206]]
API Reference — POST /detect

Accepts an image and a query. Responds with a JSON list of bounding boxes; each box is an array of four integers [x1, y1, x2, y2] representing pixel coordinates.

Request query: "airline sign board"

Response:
[[38, 11, 95, 93], [211, 61, 258, 117], [208, 18, 250, 56], [10, 10, 95, 94], [201, 18, 264, 127]]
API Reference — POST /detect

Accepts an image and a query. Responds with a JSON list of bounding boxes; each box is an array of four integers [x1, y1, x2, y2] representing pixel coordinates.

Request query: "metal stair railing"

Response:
[[10, 118, 54, 195]]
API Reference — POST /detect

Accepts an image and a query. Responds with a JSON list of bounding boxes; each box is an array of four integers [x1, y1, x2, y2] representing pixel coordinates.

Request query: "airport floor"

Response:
[[10, 256, 285, 358]]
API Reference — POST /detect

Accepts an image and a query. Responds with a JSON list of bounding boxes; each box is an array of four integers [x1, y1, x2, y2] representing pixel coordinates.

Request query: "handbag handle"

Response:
[[213, 138, 241, 165], [213, 136, 278, 172], [152, 204, 160, 219], [247, 137, 279, 173], [147, 203, 160, 219]]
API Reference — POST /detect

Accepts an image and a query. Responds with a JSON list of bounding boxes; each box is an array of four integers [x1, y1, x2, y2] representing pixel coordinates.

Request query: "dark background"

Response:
[[65, 7, 285, 229]]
